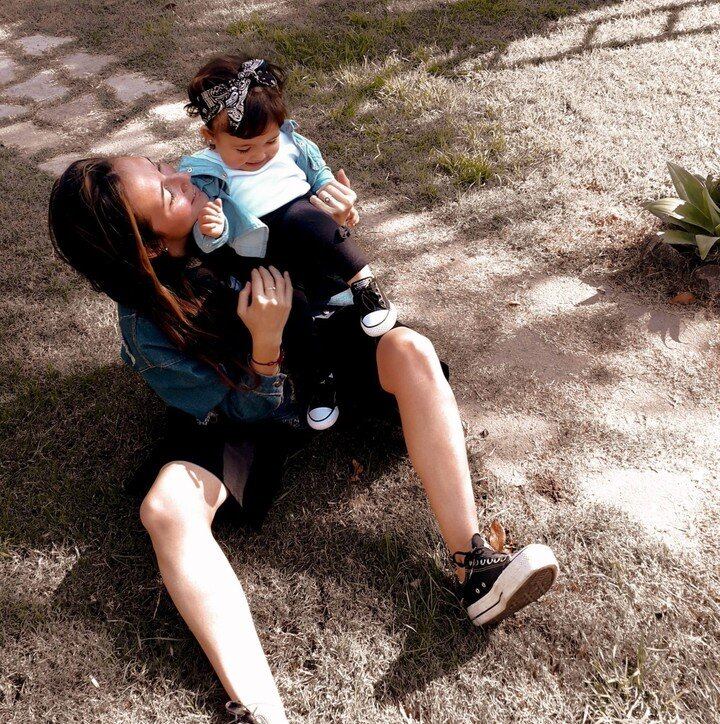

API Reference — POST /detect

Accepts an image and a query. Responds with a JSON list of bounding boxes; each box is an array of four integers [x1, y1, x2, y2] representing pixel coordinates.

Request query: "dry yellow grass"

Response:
[[2, 1, 720, 722]]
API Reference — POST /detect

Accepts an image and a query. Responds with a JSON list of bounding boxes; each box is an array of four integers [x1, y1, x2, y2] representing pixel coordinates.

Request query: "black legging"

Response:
[[232, 192, 369, 301]]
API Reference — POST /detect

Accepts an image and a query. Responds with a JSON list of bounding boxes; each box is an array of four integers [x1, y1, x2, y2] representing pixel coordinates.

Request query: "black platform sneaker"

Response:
[[350, 276, 398, 337], [454, 534, 559, 627], [225, 700, 268, 724], [306, 369, 340, 430]]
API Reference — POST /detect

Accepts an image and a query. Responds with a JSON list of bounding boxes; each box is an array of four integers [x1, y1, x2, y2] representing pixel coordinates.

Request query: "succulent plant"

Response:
[[643, 162, 720, 260], [705, 173, 720, 208]]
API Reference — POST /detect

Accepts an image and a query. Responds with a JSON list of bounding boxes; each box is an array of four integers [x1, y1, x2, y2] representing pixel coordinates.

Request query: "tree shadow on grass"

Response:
[[489, 0, 720, 70], [6, 0, 626, 78], [0, 360, 484, 719], [6, 0, 713, 222], [1, 273, 713, 718], [2, 0, 715, 216], [0, 363, 233, 718], [0, 0, 626, 212]]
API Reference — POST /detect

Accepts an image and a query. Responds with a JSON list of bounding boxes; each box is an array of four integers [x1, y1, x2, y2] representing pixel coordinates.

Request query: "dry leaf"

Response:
[[349, 459, 364, 483], [670, 291, 696, 304], [488, 519, 506, 552]]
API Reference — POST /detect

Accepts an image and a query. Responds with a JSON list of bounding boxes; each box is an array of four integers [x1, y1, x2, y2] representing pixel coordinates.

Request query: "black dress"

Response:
[[125, 298, 450, 528]]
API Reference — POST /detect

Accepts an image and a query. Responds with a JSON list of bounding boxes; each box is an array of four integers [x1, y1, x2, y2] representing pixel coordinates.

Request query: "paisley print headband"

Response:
[[196, 58, 278, 132]]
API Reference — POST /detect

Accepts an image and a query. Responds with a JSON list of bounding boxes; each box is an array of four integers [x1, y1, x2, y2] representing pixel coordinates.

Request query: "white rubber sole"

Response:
[[361, 303, 398, 338], [306, 406, 339, 431], [467, 544, 559, 627]]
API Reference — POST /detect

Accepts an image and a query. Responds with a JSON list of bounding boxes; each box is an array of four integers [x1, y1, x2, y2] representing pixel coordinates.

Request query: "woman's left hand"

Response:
[[310, 168, 360, 228]]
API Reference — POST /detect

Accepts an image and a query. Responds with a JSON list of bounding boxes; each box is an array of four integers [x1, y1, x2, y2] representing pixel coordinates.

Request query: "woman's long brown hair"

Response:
[[48, 157, 252, 387]]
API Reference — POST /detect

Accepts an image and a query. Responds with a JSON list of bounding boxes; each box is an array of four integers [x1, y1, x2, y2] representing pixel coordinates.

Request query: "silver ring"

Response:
[[268, 286, 276, 291], [323, 195, 332, 203]]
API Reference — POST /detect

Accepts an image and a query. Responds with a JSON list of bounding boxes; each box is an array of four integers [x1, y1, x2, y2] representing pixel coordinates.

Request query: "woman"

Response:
[[49, 156, 559, 723]]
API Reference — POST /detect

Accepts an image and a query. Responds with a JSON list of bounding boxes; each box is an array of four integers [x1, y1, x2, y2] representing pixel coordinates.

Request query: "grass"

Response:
[[226, 1, 521, 70], [3, 0, 720, 721], [307, 60, 508, 203]]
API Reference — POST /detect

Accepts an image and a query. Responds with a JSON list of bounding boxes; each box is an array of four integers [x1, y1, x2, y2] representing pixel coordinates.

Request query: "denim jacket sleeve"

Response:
[[118, 306, 286, 423], [182, 161, 270, 258], [193, 215, 230, 254], [282, 120, 335, 193]]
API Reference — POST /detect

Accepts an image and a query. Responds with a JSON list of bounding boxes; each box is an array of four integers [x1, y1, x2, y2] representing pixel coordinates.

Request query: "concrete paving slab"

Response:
[[90, 118, 174, 158], [15, 34, 73, 56], [148, 100, 191, 124], [0, 54, 19, 85], [60, 52, 117, 79], [38, 153, 78, 177], [0, 121, 65, 154], [0, 103, 28, 120], [105, 72, 173, 103], [4, 70, 69, 103], [36, 93, 108, 133]]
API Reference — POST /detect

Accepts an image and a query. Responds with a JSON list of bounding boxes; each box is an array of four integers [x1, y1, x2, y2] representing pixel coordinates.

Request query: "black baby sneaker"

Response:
[[350, 276, 397, 337]]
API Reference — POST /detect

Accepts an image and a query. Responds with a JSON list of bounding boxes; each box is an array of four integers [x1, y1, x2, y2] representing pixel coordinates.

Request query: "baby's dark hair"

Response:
[[186, 54, 287, 138]]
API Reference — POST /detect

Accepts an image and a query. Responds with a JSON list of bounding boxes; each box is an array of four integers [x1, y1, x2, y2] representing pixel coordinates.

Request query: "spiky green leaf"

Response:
[[667, 162, 707, 212], [703, 186, 720, 229], [696, 235, 720, 260], [707, 174, 720, 207], [642, 198, 713, 232], [657, 230, 698, 247]]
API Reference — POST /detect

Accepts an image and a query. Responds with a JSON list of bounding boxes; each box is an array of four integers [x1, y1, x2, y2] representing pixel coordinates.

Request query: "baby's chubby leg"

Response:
[[273, 197, 369, 283], [271, 196, 397, 335]]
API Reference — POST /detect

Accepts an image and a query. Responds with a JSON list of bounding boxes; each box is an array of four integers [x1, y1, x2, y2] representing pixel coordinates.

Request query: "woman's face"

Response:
[[113, 156, 208, 254]]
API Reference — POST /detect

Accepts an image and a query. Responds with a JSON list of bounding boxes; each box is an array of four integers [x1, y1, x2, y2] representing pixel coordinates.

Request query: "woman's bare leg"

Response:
[[376, 328, 479, 577], [140, 462, 288, 722]]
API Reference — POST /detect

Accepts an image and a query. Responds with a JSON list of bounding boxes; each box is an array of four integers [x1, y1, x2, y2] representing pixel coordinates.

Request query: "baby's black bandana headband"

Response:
[[197, 59, 277, 132]]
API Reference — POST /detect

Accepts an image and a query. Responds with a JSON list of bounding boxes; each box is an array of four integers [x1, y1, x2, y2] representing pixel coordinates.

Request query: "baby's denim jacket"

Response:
[[178, 120, 334, 259]]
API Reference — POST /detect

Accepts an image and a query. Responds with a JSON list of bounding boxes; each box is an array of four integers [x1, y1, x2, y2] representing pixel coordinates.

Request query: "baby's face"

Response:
[[209, 122, 281, 171]]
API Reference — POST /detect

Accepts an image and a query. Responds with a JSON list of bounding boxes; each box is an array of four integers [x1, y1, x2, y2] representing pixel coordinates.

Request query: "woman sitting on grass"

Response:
[[48, 154, 559, 723]]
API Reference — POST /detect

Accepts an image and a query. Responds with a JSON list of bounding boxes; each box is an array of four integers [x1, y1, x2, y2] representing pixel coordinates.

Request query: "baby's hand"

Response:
[[199, 198, 225, 238]]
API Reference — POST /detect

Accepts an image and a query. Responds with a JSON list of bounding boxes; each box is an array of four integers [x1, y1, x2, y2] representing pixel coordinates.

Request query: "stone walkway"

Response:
[[0, 26, 196, 176]]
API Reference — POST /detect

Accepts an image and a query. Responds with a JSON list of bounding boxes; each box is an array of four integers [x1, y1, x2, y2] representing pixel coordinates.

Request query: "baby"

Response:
[[179, 56, 397, 430]]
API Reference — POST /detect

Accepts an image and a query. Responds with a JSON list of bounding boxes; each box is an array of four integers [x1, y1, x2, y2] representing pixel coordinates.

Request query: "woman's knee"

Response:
[[377, 328, 440, 390], [139, 461, 214, 537]]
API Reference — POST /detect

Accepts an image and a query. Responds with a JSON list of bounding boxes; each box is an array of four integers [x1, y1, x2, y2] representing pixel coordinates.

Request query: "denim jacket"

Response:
[[178, 120, 335, 258], [117, 284, 353, 423], [118, 304, 288, 423]]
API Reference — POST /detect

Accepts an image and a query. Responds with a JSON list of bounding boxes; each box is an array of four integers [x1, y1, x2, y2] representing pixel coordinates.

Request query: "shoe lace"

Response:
[[226, 701, 267, 724], [356, 282, 387, 313], [308, 370, 336, 406], [451, 541, 507, 570]]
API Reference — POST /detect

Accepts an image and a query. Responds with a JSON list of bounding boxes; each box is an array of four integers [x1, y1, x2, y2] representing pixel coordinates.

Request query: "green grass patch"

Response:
[[227, 14, 408, 69], [435, 150, 497, 186], [226, 0, 523, 71], [310, 62, 506, 204], [434, 126, 506, 188], [585, 641, 674, 720], [540, 1, 579, 20]]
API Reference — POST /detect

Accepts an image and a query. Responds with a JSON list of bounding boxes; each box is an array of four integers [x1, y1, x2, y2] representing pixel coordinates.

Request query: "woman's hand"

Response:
[[310, 168, 360, 228], [237, 266, 292, 374]]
